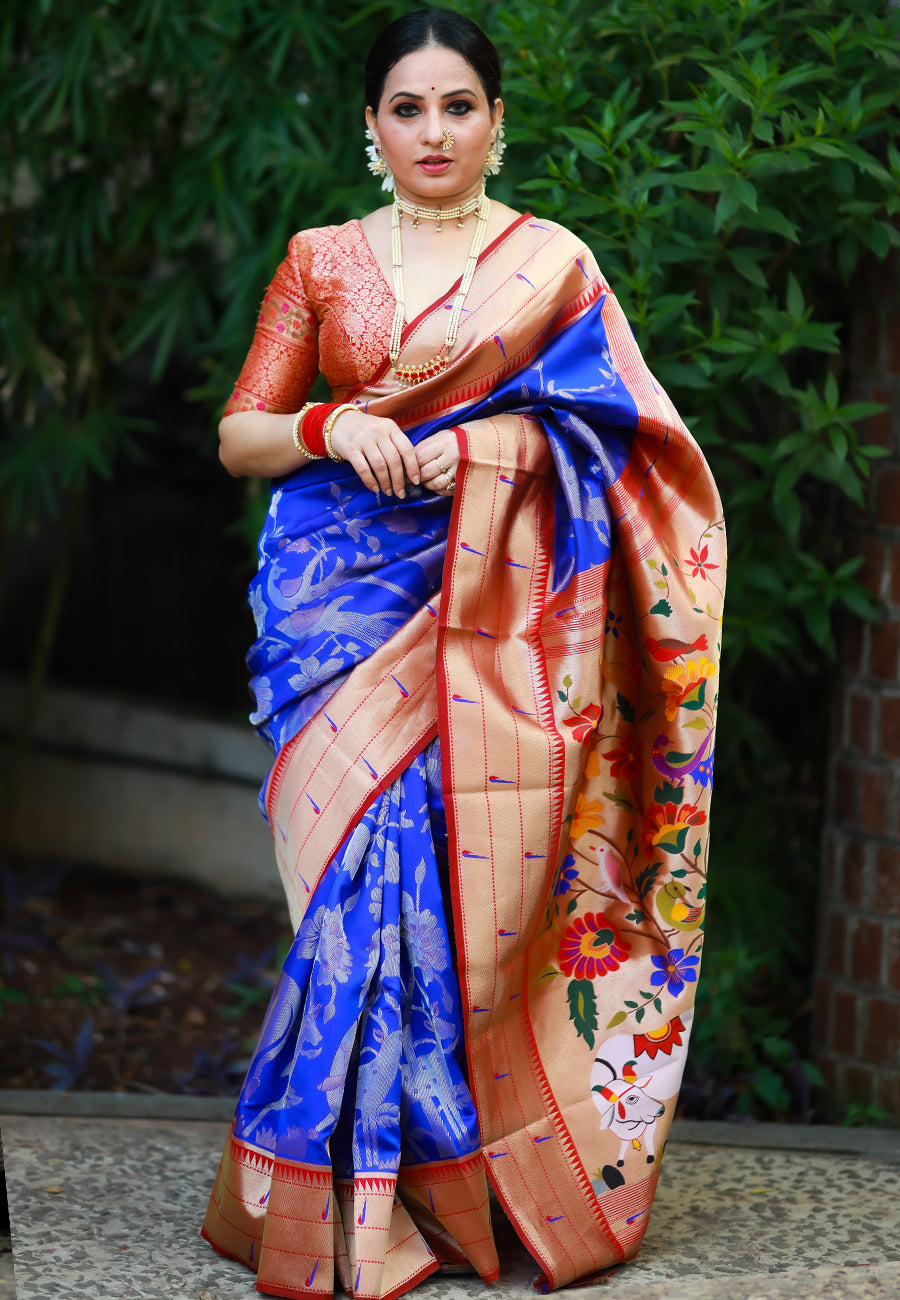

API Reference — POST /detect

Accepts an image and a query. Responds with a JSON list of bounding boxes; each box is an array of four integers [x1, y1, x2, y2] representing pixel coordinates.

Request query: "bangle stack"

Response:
[[291, 402, 356, 462], [323, 404, 356, 460], [291, 403, 324, 458]]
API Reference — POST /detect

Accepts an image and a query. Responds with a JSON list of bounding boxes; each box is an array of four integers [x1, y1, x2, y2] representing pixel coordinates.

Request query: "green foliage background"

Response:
[[2, 0, 899, 1114]]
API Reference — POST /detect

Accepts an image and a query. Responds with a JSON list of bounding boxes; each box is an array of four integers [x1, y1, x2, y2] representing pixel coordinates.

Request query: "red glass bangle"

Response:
[[300, 403, 338, 457]]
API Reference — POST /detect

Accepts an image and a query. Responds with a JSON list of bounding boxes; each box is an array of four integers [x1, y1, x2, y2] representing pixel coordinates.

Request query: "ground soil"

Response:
[[0, 861, 831, 1126], [0, 862, 292, 1095]]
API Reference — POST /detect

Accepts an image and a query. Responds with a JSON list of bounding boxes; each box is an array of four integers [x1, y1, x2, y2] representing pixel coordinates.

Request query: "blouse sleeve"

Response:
[[223, 234, 320, 417]]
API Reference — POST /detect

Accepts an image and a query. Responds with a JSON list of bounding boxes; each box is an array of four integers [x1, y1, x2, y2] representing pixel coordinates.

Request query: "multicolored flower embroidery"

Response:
[[549, 526, 720, 1053], [570, 794, 604, 840], [661, 657, 716, 722], [564, 702, 603, 743], [603, 740, 642, 781], [633, 1015, 686, 1060], [553, 853, 579, 898], [641, 802, 707, 856], [560, 913, 630, 980], [694, 750, 715, 788], [649, 949, 700, 997]]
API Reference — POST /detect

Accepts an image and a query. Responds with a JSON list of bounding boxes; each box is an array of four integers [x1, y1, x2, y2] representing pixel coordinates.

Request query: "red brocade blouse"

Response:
[[224, 222, 396, 416]]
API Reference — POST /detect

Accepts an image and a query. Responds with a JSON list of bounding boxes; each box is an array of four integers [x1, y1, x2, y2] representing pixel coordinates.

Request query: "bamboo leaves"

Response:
[[473, 0, 899, 668]]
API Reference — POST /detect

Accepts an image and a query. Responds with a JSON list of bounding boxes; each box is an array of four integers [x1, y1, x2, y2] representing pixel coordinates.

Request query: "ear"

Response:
[[365, 105, 378, 142], [595, 1100, 615, 1129], [491, 97, 504, 129]]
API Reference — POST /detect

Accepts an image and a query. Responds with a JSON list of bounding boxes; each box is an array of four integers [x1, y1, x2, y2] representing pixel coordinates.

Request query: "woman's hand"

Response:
[[329, 409, 421, 498], [415, 430, 460, 497]]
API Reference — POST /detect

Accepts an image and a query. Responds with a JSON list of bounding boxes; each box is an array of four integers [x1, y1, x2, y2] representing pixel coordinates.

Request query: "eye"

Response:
[[393, 102, 420, 118], [447, 100, 474, 115]]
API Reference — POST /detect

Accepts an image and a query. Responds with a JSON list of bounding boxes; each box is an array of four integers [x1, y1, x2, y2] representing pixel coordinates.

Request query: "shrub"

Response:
[[3, 0, 899, 1113], [471, 0, 899, 1112]]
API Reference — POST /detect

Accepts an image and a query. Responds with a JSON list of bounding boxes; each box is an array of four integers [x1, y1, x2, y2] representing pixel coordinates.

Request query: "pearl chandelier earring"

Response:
[[365, 128, 394, 192], [484, 121, 506, 176]]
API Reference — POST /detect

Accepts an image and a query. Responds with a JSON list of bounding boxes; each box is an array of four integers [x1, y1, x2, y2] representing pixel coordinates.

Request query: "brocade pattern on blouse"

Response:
[[224, 221, 395, 415]]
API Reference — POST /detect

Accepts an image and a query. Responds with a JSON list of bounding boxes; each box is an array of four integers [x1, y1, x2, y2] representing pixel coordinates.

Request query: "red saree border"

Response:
[[202, 1127, 499, 1299], [435, 412, 627, 1287], [263, 599, 441, 929], [403, 274, 606, 431]]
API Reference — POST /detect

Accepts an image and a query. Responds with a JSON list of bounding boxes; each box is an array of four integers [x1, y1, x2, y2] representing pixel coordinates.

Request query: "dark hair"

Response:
[[364, 9, 502, 112]]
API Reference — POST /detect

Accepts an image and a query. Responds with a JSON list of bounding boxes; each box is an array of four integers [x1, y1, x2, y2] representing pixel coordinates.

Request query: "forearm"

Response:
[[218, 410, 315, 479]]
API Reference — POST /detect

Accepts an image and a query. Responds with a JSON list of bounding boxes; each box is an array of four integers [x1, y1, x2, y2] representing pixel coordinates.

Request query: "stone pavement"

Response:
[[2, 1092, 900, 1300]]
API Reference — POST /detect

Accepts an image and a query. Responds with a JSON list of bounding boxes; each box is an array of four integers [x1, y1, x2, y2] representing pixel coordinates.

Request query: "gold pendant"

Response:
[[393, 353, 449, 386]]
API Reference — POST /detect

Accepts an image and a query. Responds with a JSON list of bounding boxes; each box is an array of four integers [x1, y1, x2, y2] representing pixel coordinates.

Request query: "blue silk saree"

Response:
[[201, 213, 725, 1299]]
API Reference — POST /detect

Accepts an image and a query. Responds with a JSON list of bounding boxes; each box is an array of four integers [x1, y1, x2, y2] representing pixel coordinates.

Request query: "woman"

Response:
[[201, 10, 725, 1299]]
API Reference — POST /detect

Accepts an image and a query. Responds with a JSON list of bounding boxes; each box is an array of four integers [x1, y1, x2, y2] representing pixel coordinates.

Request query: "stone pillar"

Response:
[[815, 251, 900, 1116]]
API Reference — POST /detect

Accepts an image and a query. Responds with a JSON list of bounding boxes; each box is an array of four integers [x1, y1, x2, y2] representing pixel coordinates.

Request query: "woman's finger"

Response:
[[424, 454, 455, 479], [389, 430, 422, 487], [415, 431, 458, 470], [419, 446, 459, 479], [378, 438, 412, 497], [416, 443, 452, 472], [422, 467, 456, 496], [347, 449, 381, 495], [345, 444, 384, 488], [322, 411, 434, 497], [366, 446, 397, 496]]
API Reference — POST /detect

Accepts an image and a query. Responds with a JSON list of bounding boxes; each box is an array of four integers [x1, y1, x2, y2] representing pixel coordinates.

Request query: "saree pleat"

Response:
[[204, 213, 724, 1296], [202, 743, 499, 1297]]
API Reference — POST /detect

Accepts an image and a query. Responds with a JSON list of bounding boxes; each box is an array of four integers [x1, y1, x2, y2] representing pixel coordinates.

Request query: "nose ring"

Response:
[[441, 127, 454, 152]]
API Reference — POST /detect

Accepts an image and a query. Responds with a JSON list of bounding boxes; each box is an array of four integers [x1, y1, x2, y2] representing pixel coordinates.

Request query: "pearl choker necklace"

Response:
[[389, 189, 491, 386], [394, 186, 485, 232]]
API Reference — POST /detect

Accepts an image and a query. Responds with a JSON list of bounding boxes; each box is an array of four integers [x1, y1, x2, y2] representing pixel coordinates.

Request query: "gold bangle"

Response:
[[292, 403, 324, 459], [322, 403, 356, 462]]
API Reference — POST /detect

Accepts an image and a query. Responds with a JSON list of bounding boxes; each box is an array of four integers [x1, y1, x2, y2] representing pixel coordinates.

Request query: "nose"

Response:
[[421, 106, 445, 147]]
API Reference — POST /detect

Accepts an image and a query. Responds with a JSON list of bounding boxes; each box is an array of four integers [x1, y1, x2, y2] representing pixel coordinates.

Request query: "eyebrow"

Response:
[[388, 88, 477, 103]]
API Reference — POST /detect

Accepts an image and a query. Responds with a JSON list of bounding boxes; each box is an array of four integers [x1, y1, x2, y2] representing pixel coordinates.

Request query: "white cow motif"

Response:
[[590, 1008, 693, 1172]]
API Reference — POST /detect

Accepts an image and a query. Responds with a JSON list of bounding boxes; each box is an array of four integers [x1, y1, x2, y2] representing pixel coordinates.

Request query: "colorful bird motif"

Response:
[[651, 728, 714, 783], [644, 634, 708, 663], [656, 879, 705, 932], [596, 846, 633, 906]]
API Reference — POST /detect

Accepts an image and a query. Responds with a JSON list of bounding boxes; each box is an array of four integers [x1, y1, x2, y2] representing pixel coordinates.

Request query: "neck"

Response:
[[393, 179, 487, 212], [393, 185, 486, 231]]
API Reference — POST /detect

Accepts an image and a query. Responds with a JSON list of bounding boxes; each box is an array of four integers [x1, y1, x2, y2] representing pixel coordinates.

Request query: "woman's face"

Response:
[[366, 45, 501, 208]]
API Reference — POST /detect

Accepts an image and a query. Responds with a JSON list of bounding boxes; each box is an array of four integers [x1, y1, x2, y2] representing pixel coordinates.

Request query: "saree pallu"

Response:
[[202, 215, 725, 1298]]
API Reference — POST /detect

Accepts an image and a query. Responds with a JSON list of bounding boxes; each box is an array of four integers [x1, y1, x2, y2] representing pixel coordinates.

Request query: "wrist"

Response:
[[322, 404, 357, 461], [292, 403, 326, 459], [291, 402, 357, 462]]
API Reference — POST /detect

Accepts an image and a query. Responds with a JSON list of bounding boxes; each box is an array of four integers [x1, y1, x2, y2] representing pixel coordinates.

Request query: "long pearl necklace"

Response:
[[389, 187, 491, 387]]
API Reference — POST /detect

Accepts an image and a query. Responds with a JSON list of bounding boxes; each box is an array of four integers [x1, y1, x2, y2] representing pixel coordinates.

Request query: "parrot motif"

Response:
[[655, 879, 705, 932]]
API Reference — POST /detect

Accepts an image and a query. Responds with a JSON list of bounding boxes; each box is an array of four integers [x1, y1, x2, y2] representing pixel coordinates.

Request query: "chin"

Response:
[[401, 171, 482, 201]]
